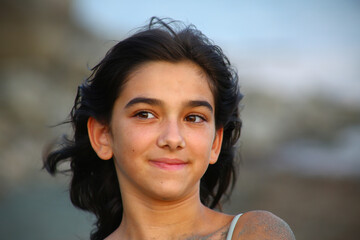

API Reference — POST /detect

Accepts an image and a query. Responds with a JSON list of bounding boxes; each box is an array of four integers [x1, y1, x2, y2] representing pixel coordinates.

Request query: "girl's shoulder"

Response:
[[229, 210, 295, 240]]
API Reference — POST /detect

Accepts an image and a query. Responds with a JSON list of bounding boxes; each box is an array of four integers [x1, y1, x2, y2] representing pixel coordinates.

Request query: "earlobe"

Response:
[[87, 117, 113, 160], [209, 128, 224, 164]]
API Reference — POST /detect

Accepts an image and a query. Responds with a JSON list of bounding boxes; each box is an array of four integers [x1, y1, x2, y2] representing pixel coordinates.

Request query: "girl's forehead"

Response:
[[116, 61, 216, 106], [127, 60, 208, 81], [124, 61, 213, 91]]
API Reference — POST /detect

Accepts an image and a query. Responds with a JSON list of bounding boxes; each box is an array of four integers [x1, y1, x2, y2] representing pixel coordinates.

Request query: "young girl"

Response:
[[44, 17, 295, 240]]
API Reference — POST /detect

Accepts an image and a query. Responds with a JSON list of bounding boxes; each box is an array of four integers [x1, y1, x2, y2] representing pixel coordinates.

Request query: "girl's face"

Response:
[[90, 61, 223, 202]]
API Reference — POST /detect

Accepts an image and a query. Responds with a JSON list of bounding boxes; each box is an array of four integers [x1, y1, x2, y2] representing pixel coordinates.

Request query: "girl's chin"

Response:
[[145, 185, 196, 202]]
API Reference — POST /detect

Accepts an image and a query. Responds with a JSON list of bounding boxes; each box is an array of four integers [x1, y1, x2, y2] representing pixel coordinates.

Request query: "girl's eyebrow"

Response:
[[187, 100, 213, 113], [125, 97, 162, 109], [125, 97, 213, 113]]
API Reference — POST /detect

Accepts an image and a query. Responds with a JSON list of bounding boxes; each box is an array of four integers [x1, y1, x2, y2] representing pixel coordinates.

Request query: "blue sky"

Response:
[[71, 0, 360, 104], [72, 0, 360, 47]]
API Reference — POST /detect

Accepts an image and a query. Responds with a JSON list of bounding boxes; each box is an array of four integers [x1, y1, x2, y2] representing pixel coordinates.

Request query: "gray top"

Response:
[[226, 213, 243, 240]]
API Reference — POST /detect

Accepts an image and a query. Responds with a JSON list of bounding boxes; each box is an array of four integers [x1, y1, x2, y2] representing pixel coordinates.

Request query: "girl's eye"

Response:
[[135, 111, 155, 119], [185, 115, 205, 123]]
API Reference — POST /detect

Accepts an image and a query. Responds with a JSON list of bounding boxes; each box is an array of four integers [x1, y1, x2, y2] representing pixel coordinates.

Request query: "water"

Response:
[[0, 181, 93, 240], [273, 125, 360, 177]]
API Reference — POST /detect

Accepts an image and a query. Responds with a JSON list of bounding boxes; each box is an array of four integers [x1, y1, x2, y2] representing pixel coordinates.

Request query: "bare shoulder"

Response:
[[232, 210, 295, 240]]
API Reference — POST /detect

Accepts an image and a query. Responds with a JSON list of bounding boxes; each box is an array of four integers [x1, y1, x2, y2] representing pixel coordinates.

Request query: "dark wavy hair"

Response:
[[44, 17, 242, 240]]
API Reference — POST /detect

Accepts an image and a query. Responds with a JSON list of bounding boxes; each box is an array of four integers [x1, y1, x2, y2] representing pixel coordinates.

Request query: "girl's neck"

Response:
[[107, 189, 230, 240]]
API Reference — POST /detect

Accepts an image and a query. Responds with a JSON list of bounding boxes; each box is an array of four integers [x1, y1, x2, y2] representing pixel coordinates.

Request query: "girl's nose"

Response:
[[157, 119, 185, 150]]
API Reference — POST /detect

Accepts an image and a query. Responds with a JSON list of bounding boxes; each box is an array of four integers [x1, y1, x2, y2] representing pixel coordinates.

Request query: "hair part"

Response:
[[43, 17, 242, 240]]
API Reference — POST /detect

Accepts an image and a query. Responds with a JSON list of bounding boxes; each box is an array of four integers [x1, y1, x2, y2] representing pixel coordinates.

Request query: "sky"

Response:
[[71, 0, 360, 104]]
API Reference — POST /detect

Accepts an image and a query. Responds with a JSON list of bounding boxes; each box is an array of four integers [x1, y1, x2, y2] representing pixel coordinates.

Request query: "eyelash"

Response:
[[134, 111, 156, 119], [185, 114, 206, 123], [133, 111, 207, 123]]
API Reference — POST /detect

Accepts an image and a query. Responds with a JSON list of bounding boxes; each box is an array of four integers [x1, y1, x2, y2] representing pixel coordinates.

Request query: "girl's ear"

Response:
[[87, 117, 113, 160], [209, 127, 224, 165]]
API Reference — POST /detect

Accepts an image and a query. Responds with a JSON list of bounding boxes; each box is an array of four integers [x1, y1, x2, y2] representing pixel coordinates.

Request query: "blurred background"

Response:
[[0, 0, 359, 239]]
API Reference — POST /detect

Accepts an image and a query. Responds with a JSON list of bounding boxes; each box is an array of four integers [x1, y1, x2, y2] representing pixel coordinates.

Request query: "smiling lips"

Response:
[[149, 158, 187, 170]]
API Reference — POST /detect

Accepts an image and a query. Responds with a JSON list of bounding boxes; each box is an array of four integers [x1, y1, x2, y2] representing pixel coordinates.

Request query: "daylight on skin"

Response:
[[88, 61, 229, 239]]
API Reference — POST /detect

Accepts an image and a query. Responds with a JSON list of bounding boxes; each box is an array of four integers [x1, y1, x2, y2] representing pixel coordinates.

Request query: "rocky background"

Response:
[[0, 0, 359, 239]]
